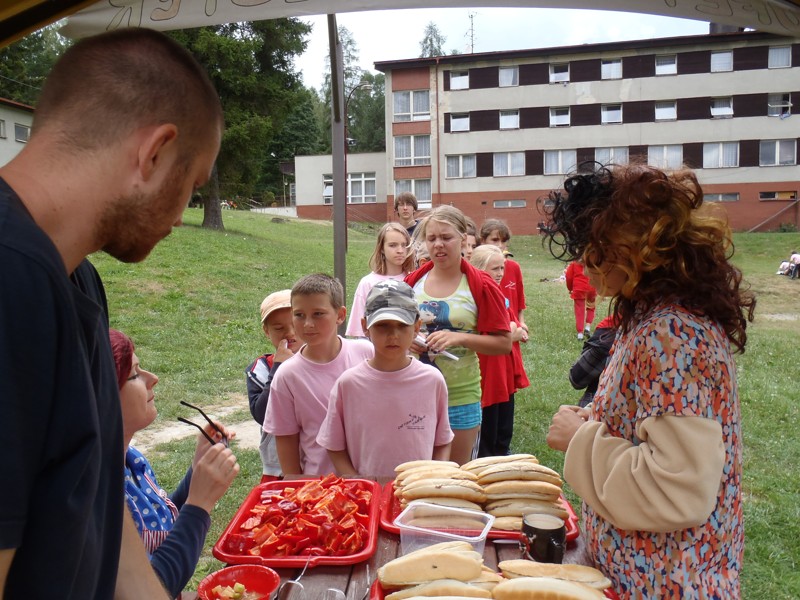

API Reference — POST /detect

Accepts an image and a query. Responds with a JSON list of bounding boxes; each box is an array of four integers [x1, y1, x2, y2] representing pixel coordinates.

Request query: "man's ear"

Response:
[[137, 124, 179, 182], [336, 305, 347, 325]]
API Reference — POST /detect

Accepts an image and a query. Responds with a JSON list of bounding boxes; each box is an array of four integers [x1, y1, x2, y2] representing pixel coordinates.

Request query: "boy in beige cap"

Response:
[[245, 289, 303, 481]]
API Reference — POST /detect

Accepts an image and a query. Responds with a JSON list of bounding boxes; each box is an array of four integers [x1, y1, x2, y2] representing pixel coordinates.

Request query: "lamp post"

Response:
[[343, 81, 373, 213]]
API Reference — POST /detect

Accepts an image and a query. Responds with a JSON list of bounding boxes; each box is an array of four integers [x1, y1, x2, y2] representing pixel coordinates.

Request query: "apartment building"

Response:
[[371, 30, 799, 234]]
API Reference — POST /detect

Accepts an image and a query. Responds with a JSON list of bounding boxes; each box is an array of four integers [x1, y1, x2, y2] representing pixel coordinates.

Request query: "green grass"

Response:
[[91, 209, 800, 596]]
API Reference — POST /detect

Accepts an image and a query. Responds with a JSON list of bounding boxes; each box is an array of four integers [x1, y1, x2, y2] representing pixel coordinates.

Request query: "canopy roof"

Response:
[[1, 0, 799, 47]]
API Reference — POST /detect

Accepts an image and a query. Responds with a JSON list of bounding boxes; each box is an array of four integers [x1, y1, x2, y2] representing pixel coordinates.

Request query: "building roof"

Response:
[[0, 97, 34, 112], [374, 30, 786, 72]]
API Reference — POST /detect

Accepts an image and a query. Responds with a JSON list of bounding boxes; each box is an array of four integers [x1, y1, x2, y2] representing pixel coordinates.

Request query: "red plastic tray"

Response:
[[213, 478, 382, 568], [378, 481, 579, 542], [369, 578, 620, 599]]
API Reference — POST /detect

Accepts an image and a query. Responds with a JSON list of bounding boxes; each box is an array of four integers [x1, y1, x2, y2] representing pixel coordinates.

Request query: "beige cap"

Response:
[[260, 289, 292, 324]]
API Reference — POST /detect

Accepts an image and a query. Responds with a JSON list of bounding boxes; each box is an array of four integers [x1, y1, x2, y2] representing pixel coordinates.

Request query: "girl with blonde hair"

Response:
[[405, 205, 512, 464], [346, 222, 413, 337]]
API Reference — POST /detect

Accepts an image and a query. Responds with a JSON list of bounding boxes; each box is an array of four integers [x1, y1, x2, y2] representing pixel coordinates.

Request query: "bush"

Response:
[[778, 222, 798, 233]]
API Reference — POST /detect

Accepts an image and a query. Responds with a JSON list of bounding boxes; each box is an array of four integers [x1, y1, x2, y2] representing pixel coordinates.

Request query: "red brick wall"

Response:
[[702, 182, 800, 231], [297, 203, 389, 224], [391, 68, 430, 90]]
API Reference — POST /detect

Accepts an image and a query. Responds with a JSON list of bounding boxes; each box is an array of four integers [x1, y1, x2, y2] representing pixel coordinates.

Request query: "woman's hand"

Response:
[[547, 405, 589, 452], [185, 444, 239, 513], [192, 420, 236, 469]]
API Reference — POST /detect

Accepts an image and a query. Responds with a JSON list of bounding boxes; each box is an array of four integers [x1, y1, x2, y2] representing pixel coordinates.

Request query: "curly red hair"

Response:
[[545, 162, 756, 352]]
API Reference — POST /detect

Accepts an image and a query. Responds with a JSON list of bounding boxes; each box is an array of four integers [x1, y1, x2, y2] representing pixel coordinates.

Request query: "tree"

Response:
[[169, 18, 310, 229], [0, 24, 70, 105], [319, 25, 364, 154], [346, 71, 385, 153], [419, 22, 446, 58]]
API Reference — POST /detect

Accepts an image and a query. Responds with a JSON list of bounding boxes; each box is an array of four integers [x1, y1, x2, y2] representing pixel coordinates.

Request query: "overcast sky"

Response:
[[293, 7, 711, 91]]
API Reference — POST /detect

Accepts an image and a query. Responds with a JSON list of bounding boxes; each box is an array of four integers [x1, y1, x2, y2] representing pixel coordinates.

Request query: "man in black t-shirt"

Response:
[[0, 29, 228, 599]]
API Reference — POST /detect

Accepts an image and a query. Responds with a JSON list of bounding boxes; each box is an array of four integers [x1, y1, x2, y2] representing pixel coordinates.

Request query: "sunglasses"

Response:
[[177, 400, 228, 447]]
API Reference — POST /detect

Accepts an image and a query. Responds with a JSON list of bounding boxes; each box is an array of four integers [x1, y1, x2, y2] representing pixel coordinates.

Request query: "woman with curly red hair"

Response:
[[545, 162, 755, 599]]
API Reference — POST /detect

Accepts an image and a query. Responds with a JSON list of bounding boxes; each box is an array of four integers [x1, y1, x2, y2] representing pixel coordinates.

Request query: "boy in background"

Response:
[[395, 191, 420, 236], [245, 289, 302, 482], [318, 281, 452, 477], [264, 274, 373, 475]]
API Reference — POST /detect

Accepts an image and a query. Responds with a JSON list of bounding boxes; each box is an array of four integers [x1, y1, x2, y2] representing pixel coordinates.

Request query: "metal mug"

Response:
[[519, 513, 566, 564]]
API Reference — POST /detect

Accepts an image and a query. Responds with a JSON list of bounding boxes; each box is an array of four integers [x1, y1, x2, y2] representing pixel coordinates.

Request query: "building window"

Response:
[[450, 113, 470, 132], [446, 154, 476, 178], [0, 119, 5, 138], [595, 146, 629, 165], [760, 139, 796, 166], [655, 100, 677, 121], [499, 66, 519, 87], [601, 104, 622, 124], [703, 142, 739, 168], [347, 172, 376, 204], [648, 145, 683, 169], [394, 135, 431, 167], [14, 123, 30, 143], [704, 193, 739, 202], [710, 97, 733, 118], [395, 179, 432, 208], [544, 149, 577, 175], [393, 90, 430, 122], [450, 70, 469, 90], [499, 110, 520, 129], [759, 191, 797, 201], [549, 106, 570, 127], [655, 54, 677, 75], [601, 59, 622, 80], [710, 51, 733, 72], [549, 63, 569, 83], [493, 152, 525, 176], [768, 93, 792, 118], [322, 174, 333, 204], [768, 46, 791, 68], [493, 199, 527, 208]]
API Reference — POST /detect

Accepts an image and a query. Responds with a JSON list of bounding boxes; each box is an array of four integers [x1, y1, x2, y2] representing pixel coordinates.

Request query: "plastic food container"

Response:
[[197, 564, 280, 600], [393, 501, 495, 555]]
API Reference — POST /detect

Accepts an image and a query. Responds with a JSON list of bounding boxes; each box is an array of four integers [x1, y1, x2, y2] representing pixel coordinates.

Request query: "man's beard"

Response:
[[98, 167, 187, 263]]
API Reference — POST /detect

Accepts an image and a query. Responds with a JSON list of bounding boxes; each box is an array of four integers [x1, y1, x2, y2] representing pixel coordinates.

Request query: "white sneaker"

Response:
[[577, 333, 584, 340]]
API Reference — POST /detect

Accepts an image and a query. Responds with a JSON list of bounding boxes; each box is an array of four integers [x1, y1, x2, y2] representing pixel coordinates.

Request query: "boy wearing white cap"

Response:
[[317, 281, 453, 477], [245, 289, 302, 481]]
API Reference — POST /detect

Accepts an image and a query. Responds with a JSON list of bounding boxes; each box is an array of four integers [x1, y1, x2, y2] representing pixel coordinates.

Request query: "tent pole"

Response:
[[328, 13, 347, 333]]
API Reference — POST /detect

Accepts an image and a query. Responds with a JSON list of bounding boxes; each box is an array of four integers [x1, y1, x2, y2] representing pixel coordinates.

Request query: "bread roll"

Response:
[[461, 455, 538, 475], [485, 499, 569, 521], [492, 577, 606, 599], [384, 579, 492, 599], [401, 469, 479, 486], [401, 479, 487, 504], [482, 480, 562, 498], [477, 463, 563, 487], [402, 497, 484, 512], [498, 560, 612, 590], [396, 460, 460, 473], [378, 550, 484, 587], [490, 516, 522, 531]]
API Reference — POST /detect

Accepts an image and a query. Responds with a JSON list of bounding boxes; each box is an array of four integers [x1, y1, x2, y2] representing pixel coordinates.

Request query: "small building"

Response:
[[0, 98, 34, 166]]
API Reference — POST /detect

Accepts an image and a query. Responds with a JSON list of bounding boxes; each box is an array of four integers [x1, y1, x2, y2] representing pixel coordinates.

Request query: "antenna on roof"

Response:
[[467, 11, 477, 53]]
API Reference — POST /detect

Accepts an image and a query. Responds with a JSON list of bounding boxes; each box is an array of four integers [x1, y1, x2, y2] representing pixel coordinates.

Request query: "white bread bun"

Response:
[[461, 455, 538, 475], [498, 561, 612, 590], [402, 497, 484, 512], [384, 579, 492, 599], [401, 479, 487, 504], [492, 577, 606, 599], [485, 500, 569, 521], [378, 550, 483, 587], [482, 480, 562, 498], [404, 541, 474, 555], [401, 469, 479, 487], [490, 516, 522, 531], [396, 460, 460, 473], [477, 463, 563, 487]]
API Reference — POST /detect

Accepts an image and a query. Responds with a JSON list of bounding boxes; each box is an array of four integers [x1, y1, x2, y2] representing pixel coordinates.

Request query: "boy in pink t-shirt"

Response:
[[264, 274, 373, 475], [318, 281, 453, 477]]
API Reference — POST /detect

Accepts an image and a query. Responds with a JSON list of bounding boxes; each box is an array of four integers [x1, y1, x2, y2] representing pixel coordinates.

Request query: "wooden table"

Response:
[[264, 476, 593, 600]]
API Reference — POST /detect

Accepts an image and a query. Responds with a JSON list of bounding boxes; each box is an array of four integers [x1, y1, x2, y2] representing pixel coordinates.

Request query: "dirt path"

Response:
[[131, 398, 262, 454]]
